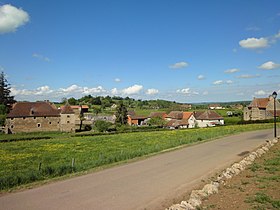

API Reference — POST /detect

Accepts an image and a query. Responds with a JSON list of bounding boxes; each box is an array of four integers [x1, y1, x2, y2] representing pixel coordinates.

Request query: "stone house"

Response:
[[194, 110, 224, 127], [243, 96, 280, 121], [5, 101, 76, 134]]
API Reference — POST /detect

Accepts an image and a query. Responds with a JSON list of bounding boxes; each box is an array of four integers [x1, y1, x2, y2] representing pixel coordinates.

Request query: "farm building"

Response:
[[5, 101, 76, 134], [243, 96, 280, 121], [165, 111, 196, 129]]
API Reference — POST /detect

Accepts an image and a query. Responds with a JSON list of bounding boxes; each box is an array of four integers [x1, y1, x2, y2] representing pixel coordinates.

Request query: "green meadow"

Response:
[[0, 124, 276, 191]]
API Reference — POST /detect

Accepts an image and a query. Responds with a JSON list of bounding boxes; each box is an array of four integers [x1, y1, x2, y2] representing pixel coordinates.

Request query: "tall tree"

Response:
[[115, 102, 128, 125], [0, 72, 15, 110]]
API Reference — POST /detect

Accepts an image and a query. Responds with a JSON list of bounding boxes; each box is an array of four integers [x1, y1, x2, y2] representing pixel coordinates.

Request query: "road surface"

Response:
[[0, 129, 277, 210]]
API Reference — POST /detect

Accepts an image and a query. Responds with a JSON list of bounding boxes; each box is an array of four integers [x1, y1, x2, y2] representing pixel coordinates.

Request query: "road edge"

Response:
[[166, 136, 280, 210]]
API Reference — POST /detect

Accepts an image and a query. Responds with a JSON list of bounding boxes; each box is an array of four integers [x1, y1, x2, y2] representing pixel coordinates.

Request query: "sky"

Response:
[[0, 0, 280, 103]]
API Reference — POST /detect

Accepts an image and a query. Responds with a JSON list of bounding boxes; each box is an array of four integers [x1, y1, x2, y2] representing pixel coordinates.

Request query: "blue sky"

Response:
[[0, 0, 280, 103]]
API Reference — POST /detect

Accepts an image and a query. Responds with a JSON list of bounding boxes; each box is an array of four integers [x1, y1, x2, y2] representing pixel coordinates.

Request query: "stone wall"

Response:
[[6, 116, 60, 134], [60, 114, 76, 132]]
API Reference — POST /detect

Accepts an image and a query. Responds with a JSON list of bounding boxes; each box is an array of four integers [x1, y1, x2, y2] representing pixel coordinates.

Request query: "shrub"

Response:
[[94, 120, 113, 132]]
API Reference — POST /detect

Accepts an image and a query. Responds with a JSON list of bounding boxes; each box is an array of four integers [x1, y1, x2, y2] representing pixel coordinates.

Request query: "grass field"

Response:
[[0, 123, 276, 191]]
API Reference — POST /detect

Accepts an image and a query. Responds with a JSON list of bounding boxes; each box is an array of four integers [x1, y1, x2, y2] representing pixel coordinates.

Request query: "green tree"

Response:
[[93, 107, 101, 115], [68, 97, 77, 105], [0, 72, 15, 109], [94, 120, 113, 132], [148, 116, 167, 127], [115, 102, 128, 125], [0, 104, 7, 126]]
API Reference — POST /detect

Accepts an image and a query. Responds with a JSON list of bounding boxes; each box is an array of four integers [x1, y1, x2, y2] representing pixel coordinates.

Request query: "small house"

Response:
[[194, 110, 224, 127]]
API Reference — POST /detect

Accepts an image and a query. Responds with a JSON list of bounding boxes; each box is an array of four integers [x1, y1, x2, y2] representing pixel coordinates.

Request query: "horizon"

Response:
[[1, 1, 280, 103]]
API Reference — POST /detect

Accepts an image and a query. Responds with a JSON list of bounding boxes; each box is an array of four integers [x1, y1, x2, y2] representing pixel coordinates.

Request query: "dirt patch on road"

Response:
[[201, 141, 280, 210]]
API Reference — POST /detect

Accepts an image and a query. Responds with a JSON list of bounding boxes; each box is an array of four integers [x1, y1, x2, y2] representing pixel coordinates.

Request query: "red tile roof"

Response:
[[149, 112, 167, 118], [70, 105, 89, 109], [248, 98, 269, 109], [166, 119, 189, 127], [60, 104, 75, 114], [183, 112, 193, 120], [7, 102, 60, 118], [194, 110, 223, 120], [167, 111, 183, 119]]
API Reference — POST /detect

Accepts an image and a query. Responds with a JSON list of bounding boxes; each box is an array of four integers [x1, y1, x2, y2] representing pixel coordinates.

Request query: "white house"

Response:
[[194, 110, 224, 127]]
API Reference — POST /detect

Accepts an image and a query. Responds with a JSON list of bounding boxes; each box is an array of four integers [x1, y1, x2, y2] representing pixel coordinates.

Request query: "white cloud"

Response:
[[202, 91, 208, 95], [176, 88, 200, 96], [0, 4, 29, 34], [111, 88, 118, 95], [213, 80, 233, 85], [60, 84, 81, 93], [11, 87, 33, 96], [224, 68, 239, 74], [59, 84, 106, 95], [83, 86, 106, 94], [254, 90, 266, 95], [239, 37, 268, 49], [11, 86, 54, 96], [213, 80, 223, 85], [197, 75, 205, 80], [237, 74, 260, 79], [258, 61, 280, 70], [176, 88, 191, 94], [32, 53, 51, 62], [239, 31, 280, 50], [146, 88, 159, 95], [169, 61, 188, 69], [246, 26, 260, 31], [114, 78, 121, 82], [35, 85, 53, 95], [0, 66, 4, 71], [122, 84, 143, 95]]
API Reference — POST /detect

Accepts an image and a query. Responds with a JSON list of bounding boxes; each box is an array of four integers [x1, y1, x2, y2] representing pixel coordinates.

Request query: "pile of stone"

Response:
[[166, 137, 279, 210]]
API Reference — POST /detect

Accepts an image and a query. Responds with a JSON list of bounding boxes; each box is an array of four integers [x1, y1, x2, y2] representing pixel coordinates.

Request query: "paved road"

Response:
[[0, 129, 277, 210]]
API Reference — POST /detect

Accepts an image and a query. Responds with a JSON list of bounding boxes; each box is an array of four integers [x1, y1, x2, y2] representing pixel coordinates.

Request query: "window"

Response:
[[49, 122, 52, 125], [67, 121, 70, 124], [34, 117, 36, 119], [37, 123, 41, 128], [67, 115, 70, 118], [23, 117, 26, 120], [44, 116, 47, 119], [11, 125, 14, 128], [11, 118, 14, 120]]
